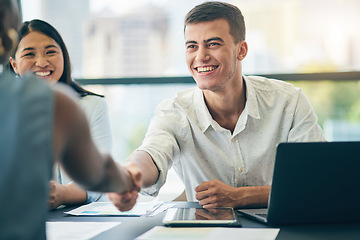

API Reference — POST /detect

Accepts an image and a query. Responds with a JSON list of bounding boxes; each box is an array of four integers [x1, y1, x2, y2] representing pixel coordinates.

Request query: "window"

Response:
[[22, 0, 360, 78], [20, 0, 360, 200]]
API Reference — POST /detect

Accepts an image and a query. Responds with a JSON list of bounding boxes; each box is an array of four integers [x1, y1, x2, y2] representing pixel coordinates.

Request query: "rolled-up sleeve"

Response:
[[138, 100, 182, 196]]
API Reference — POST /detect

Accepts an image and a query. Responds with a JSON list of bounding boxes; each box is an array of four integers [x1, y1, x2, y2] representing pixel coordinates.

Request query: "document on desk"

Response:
[[46, 221, 120, 240], [136, 226, 280, 240], [65, 200, 174, 216]]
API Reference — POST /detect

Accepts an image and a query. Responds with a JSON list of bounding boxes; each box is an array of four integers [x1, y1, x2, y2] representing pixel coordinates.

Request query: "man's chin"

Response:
[[197, 84, 222, 93]]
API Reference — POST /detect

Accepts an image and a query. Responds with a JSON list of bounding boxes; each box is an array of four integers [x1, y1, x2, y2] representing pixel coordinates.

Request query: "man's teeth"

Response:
[[197, 66, 216, 73], [35, 71, 51, 76]]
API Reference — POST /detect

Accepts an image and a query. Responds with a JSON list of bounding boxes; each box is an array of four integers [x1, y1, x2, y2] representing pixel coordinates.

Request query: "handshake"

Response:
[[107, 162, 143, 212]]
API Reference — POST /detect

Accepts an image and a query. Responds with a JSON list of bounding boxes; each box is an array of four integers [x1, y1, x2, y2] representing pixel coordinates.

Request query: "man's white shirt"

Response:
[[138, 75, 326, 201]]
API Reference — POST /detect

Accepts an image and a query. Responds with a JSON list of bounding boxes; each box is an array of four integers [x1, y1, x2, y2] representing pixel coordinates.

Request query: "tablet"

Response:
[[162, 208, 241, 227]]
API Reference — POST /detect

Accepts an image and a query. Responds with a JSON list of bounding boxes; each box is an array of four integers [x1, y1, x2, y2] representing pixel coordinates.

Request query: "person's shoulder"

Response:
[[157, 87, 197, 110], [80, 94, 107, 108], [176, 87, 197, 99], [80, 94, 104, 102], [246, 75, 299, 94]]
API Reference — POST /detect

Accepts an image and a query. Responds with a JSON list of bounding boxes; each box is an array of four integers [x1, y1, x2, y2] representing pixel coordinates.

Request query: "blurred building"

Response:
[[83, 6, 169, 78], [40, 0, 90, 78], [235, 0, 360, 74], [234, 0, 302, 74]]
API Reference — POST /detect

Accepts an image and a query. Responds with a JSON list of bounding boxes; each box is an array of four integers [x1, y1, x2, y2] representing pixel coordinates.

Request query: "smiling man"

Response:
[[109, 1, 326, 210]]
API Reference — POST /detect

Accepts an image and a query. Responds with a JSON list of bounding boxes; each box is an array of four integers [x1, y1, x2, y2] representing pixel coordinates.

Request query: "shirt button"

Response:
[[238, 167, 243, 172], [231, 138, 236, 142]]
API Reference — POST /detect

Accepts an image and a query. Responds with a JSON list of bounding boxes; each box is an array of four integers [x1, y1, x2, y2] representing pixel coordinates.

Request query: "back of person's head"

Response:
[[184, 1, 246, 43], [0, 0, 21, 64], [9, 19, 72, 85]]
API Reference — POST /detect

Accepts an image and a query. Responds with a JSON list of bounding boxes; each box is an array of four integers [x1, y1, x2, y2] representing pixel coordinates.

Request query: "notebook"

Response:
[[238, 141, 360, 225]]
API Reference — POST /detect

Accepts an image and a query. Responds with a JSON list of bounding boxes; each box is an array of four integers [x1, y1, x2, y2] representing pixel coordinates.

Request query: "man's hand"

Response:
[[48, 180, 65, 210], [107, 191, 139, 211], [195, 180, 270, 209], [195, 179, 238, 208], [108, 163, 143, 212], [124, 162, 142, 191]]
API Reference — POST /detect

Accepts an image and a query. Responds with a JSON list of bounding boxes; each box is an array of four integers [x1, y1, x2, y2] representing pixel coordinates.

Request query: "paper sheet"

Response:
[[136, 226, 280, 240], [147, 202, 176, 216], [64, 200, 171, 216], [65, 201, 156, 216], [46, 221, 120, 240]]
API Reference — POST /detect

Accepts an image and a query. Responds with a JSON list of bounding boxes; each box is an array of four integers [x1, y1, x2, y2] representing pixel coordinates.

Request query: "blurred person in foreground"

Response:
[[108, 1, 325, 210], [0, 0, 140, 239]]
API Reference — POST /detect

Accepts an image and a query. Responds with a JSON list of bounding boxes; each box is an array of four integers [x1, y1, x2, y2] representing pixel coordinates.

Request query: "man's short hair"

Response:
[[184, 1, 246, 43]]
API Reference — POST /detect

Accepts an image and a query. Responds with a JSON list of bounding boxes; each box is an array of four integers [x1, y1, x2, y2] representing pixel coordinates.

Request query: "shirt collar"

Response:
[[194, 87, 213, 132], [194, 75, 261, 133], [243, 75, 260, 120]]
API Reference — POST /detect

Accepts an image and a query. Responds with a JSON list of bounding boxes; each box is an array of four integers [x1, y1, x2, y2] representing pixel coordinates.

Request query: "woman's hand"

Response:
[[48, 180, 65, 210]]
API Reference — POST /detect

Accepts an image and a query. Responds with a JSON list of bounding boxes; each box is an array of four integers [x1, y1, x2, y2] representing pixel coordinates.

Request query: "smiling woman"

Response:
[[10, 30, 64, 84], [7, 19, 113, 209], [9, 20, 79, 90]]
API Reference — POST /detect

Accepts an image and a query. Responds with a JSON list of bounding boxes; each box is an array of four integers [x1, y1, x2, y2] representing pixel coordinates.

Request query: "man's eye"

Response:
[[208, 42, 220, 47], [187, 45, 196, 49]]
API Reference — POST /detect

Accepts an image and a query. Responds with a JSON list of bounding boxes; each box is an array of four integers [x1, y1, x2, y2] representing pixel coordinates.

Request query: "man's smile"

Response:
[[196, 65, 219, 73]]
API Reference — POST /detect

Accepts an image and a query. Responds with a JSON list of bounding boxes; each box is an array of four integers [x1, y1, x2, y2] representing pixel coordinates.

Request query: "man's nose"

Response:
[[195, 46, 210, 62]]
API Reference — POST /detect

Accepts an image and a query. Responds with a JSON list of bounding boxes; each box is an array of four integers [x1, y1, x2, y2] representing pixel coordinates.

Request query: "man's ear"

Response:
[[237, 41, 248, 61]]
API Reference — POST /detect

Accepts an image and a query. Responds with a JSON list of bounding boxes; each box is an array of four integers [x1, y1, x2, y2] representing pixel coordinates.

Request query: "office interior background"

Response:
[[21, 0, 360, 199]]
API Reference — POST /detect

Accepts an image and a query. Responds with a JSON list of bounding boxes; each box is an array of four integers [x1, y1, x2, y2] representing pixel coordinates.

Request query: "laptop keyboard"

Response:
[[255, 213, 268, 218]]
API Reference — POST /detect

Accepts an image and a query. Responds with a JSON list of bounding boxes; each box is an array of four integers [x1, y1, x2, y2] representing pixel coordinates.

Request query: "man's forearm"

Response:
[[86, 154, 134, 193], [235, 185, 271, 208], [126, 150, 159, 188]]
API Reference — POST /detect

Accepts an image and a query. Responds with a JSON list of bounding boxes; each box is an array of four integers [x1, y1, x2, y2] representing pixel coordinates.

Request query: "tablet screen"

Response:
[[163, 208, 240, 227]]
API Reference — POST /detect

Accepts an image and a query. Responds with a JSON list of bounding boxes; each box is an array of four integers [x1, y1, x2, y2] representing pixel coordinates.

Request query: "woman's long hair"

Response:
[[9, 19, 102, 97]]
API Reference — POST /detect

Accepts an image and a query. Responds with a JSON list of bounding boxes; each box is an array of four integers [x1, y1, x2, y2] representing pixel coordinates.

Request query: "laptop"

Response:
[[238, 141, 360, 225]]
